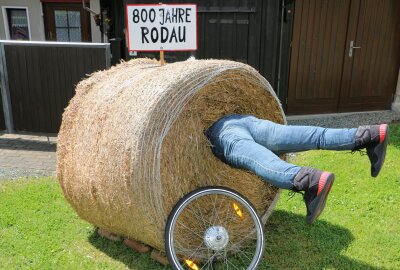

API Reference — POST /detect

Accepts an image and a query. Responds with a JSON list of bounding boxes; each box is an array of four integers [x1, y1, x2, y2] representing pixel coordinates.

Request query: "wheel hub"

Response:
[[204, 226, 229, 251]]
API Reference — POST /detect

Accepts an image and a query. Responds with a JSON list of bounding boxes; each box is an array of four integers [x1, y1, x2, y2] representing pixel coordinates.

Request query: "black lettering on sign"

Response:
[[141, 27, 149, 43], [171, 8, 177, 22], [141, 9, 147, 22], [132, 9, 140, 23], [151, 28, 159, 43], [178, 26, 186, 42], [158, 7, 192, 25], [133, 6, 193, 45], [178, 8, 184, 23], [161, 27, 168, 43], [149, 8, 156, 23], [133, 8, 157, 23], [159, 9, 164, 25], [185, 8, 191, 22], [169, 27, 177, 43], [165, 10, 171, 24]]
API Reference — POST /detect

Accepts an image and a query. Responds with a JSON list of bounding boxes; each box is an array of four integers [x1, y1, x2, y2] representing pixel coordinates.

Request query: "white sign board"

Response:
[[126, 4, 197, 52]]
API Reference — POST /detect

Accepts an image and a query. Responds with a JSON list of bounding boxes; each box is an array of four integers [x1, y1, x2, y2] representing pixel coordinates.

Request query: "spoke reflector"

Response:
[[185, 259, 199, 270], [232, 203, 243, 219]]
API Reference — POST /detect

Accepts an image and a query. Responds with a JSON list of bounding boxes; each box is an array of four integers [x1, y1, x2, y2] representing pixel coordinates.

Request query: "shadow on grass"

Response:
[[88, 230, 169, 270], [264, 210, 386, 270], [88, 211, 385, 270]]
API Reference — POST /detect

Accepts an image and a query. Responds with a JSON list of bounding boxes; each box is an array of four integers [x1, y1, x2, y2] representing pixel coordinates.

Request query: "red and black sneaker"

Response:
[[354, 124, 389, 177], [293, 167, 335, 224]]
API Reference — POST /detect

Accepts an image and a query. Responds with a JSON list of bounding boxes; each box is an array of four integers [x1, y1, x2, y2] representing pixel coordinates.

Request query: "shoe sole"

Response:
[[371, 124, 388, 177], [315, 179, 333, 219], [306, 172, 335, 224]]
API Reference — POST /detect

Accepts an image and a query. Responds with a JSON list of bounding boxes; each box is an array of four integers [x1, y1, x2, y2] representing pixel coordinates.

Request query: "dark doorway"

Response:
[[287, 0, 400, 115], [43, 2, 92, 42]]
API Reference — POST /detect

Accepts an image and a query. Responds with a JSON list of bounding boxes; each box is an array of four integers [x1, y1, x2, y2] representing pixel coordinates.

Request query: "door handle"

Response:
[[349, 40, 361, 57]]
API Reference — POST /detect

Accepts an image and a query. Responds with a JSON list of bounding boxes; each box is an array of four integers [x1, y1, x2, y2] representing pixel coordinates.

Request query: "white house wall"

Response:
[[0, 0, 45, 40], [0, 0, 101, 42], [89, 0, 101, 43]]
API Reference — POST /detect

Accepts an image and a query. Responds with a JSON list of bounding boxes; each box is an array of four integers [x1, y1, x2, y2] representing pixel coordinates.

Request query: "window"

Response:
[[54, 10, 81, 42], [3, 7, 30, 40], [43, 3, 91, 42]]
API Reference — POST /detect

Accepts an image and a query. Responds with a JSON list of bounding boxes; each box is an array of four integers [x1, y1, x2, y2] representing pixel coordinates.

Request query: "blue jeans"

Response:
[[205, 114, 357, 189]]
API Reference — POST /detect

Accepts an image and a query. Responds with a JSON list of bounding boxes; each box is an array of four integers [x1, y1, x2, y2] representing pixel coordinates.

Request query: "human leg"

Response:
[[354, 124, 389, 177], [292, 167, 334, 224], [243, 116, 357, 154], [207, 129, 334, 223], [225, 139, 335, 223], [244, 116, 389, 177], [205, 116, 301, 189], [223, 138, 301, 189], [205, 117, 335, 224]]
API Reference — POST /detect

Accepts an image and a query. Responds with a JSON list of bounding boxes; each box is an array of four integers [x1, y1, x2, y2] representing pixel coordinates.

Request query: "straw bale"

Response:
[[57, 58, 286, 251]]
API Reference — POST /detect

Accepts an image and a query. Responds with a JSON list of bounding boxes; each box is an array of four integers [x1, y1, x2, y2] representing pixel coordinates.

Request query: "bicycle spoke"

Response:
[[166, 187, 264, 270], [177, 220, 204, 240], [199, 252, 219, 270], [211, 195, 226, 226], [194, 199, 213, 230], [226, 258, 241, 270]]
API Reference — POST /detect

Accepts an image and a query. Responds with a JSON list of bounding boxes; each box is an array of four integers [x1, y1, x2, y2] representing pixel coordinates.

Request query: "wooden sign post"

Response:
[[160, 50, 165, 66], [159, 3, 164, 66], [126, 3, 197, 66]]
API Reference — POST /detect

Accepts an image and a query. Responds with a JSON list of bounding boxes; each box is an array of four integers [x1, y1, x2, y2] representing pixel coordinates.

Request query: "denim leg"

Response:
[[224, 139, 300, 189], [205, 114, 355, 190], [245, 117, 357, 154]]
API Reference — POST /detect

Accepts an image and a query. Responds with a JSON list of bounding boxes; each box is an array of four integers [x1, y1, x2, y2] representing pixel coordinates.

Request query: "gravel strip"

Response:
[[287, 110, 400, 128], [0, 168, 55, 181]]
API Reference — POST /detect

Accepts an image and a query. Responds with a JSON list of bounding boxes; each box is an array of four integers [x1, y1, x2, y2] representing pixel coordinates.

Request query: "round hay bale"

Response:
[[57, 58, 285, 251]]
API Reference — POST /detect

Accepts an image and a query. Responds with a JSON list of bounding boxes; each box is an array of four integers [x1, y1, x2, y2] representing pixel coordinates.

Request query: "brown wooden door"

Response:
[[339, 0, 400, 112], [43, 3, 91, 42], [287, 0, 400, 115]]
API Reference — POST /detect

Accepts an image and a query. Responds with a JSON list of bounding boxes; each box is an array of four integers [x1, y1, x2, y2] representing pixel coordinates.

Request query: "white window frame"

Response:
[[2, 6, 32, 40]]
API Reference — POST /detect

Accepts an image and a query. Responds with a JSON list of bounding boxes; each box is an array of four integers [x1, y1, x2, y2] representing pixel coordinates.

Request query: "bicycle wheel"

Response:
[[165, 186, 265, 270]]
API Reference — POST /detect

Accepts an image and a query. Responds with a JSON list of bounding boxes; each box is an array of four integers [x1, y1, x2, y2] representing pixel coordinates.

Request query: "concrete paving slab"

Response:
[[0, 133, 56, 179]]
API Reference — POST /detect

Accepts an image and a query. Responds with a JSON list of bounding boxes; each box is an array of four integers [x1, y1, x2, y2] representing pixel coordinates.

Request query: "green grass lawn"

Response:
[[0, 124, 399, 269]]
